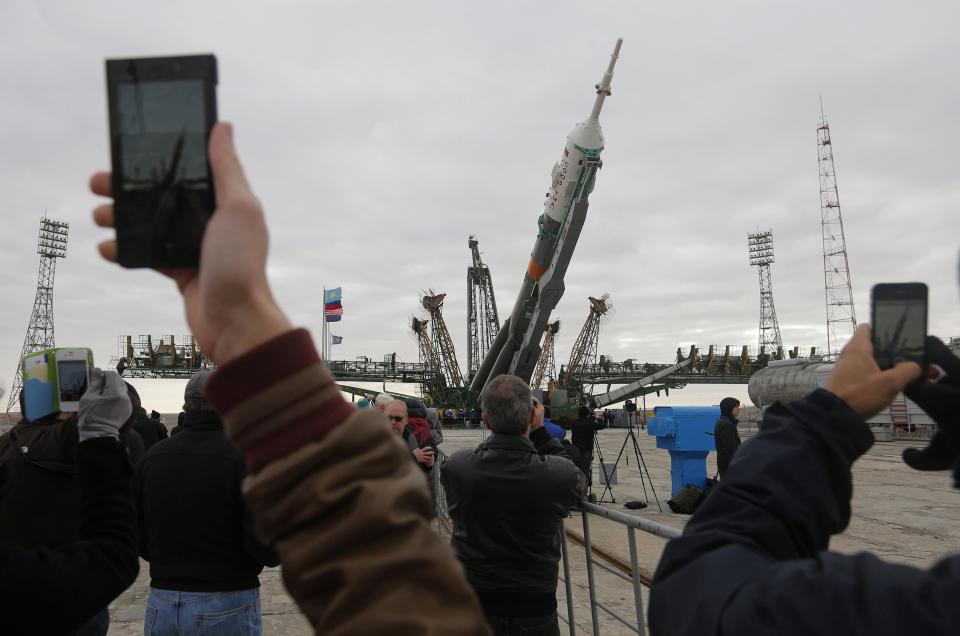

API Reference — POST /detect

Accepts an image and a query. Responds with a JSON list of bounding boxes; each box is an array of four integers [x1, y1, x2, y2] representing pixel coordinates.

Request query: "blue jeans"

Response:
[[145, 588, 262, 635]]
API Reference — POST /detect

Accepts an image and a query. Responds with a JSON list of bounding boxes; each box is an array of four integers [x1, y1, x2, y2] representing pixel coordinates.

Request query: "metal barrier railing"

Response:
[[558, 502, 681, 635], [434, 448, 681, 635]]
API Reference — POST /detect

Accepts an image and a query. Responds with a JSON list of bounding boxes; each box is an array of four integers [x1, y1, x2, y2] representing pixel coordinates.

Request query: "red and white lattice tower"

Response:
[[817, 102, 857, 358]]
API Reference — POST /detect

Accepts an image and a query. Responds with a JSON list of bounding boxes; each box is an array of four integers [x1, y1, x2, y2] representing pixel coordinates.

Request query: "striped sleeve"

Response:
[[205, 328, 354, 474]]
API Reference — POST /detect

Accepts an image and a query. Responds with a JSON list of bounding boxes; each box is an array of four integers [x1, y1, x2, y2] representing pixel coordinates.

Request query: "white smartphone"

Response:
[[55, 348, 91, 412]]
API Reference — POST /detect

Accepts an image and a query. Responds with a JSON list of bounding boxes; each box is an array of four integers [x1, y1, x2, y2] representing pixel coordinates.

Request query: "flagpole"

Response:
[[322, 285, 327, 360]]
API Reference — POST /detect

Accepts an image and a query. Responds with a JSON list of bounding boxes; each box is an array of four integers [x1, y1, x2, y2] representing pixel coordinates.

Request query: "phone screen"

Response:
[[57, 360, 88, 403], [872, 294, 926, 369], [115, 78, 212, 261]]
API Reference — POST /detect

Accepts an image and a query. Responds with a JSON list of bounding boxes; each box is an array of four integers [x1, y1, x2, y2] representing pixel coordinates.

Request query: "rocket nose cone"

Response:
[[568, 119, 604, 151]]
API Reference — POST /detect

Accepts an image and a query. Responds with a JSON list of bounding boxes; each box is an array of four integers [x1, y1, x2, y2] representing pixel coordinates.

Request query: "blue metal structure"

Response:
[[647, 406, 719, 496]]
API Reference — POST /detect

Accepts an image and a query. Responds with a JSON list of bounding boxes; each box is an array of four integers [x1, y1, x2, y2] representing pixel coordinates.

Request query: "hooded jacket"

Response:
[[714, 398, 741, 478]]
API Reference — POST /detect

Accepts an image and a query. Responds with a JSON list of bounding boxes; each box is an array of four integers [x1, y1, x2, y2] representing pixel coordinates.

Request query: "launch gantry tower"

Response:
[[7, 217, 69, 412], [748, 230, 783, 353], [817, 102, 857, 358], [531, 320, 560, 391], [411, 317, 444, 399], [563, 295, 611, 389], [421, 291, 464, 390], [466, 236, 500, 380]]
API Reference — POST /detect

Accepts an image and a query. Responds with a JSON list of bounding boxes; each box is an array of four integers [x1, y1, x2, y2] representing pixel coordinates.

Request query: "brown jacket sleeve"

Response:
[[206, 329, 490, 635]]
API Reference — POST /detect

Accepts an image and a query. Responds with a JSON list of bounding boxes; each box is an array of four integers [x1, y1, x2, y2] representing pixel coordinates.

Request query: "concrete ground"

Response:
[[107, 428, 960, 635]]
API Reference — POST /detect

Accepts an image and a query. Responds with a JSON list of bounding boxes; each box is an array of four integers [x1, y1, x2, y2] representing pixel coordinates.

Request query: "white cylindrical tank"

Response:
[[747, 359, 835, 407]]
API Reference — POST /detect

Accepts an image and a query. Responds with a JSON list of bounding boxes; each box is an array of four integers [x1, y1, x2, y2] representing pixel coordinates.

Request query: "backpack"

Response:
[[667, 483, 705, 515]]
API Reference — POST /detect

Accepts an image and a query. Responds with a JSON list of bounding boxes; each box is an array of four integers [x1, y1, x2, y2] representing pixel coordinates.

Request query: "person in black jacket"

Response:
[[125, 383, 168, 451], [135, 369, 279, 635], [0, 368, 139, 635], [442, 374, 586, 635], [570, 405, 606, 501], [713, 397, 741, 478], [649, 326, 960, 635]]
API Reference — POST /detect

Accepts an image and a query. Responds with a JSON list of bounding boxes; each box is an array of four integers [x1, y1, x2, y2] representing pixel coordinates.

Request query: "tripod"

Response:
[[586, 428, 608, 502], [597, 410, 662, 512]]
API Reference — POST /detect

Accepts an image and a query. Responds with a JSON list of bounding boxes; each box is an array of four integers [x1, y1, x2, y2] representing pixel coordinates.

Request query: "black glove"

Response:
[[902, 337, 960, 481]]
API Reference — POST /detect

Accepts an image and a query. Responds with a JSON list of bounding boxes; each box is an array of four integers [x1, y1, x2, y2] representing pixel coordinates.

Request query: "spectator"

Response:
[[542, 405, 566, 441], [404, 397, 433, 447], [649, 326, 960, 635], [713, 397, 741, 479], [386, 400, 435, 473], [0, 368, 139, 634], [425, 406, 445, 445], [126, 383, 169, 451], [442, 375, 586, 635], [170, 408, 186, 436], [571, 405, 605, 499], [373, 392, 394, 413], [0, 377, 142, 634], [136, 369, 279, 634], [92, 122, 489, 635]]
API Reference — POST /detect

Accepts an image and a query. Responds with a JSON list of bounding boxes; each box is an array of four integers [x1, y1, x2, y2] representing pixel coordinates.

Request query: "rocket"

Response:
[[471, 38, 623, 394]]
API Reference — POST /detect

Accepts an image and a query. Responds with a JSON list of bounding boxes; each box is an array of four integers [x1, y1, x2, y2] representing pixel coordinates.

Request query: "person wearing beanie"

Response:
[[714, 397, 742, 479], [404, 397, 433, 448], [136, 369, 279, 634]]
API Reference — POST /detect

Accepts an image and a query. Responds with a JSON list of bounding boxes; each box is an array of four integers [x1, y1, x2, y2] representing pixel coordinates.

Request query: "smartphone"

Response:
[[55, 348, 93, 412], [871, 283, 928, 370], [106, 54, 218, 268]]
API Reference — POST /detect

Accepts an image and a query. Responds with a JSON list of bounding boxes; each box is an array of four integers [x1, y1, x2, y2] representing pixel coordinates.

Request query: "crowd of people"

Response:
[[0, 122, 957, 635]]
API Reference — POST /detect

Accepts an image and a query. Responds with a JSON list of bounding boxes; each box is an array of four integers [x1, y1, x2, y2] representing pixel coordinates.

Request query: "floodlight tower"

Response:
[[466, 236, 500, 379], [748, 230, 783, 353], [817, 102, 857, 357], [7, 217, 70, 412]]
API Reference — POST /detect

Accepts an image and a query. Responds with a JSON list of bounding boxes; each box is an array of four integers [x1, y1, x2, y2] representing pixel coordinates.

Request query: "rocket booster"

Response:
[[471, 38, 623, 393]]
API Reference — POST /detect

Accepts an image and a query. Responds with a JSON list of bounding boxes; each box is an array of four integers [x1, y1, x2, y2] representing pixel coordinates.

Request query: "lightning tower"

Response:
[[466, 236, 500, 379], [563, 295, 611, 388], [748, 230, 783, 352], [817, 102, 857, 357], [7, 217, 70, 412], [421, 292, 464, 389], [531, 320, 560, 390]]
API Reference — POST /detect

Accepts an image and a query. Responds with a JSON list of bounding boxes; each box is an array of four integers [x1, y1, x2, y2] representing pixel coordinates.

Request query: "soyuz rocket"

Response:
[[471, 38, 623, 394]]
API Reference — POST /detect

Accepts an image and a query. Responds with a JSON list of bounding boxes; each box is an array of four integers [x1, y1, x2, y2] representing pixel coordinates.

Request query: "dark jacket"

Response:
[[571, 416, 604, 454], [0, 438, 139, 635], [442, 427, 586, 617], [136, 409, 279, 592], [0, 416, 82, 547], [650, 389, 960, 635], [713, 414, 740, 478], [131, 407, 168, 451]]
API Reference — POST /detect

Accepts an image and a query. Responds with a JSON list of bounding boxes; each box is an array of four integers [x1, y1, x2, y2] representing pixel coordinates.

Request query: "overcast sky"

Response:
[[1, 1, 958, 411]]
